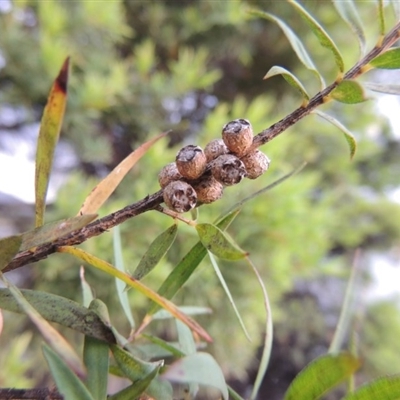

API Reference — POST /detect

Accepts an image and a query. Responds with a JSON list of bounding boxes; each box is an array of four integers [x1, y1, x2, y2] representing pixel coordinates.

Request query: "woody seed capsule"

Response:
[[176, 145, 207, 180], [204, 139, 228, 162], [163, 181, 197, 213], [158, 162, 182, 188], [192, 174, 224, 204], [222, 118, 253, 157], [211, 154, 247, 186], [241, 150, 271, 180]]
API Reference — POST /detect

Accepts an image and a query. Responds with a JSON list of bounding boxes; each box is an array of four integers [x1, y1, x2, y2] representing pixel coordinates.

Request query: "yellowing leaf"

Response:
[[288, 0, 344, 73], [35, 57, 70, 227], [370, 48, 400, 69], [1, 275, 86, 379], [331, 80, 367, 104], [0, 235, 22, 271], [79, 132, 167, 215], [196, 223, 248, 261], [57, 246, 212, 342]]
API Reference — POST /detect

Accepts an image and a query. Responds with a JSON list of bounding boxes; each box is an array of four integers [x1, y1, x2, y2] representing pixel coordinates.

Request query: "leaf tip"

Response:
[[57, 57, 70, 94]]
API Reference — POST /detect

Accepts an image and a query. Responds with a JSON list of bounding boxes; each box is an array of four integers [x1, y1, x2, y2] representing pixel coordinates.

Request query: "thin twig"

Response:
[[3, 21, 400, 274]]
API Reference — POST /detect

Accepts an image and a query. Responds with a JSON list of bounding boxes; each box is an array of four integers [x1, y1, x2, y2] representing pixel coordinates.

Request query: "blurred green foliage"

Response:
[[1, 0, 400, 396]]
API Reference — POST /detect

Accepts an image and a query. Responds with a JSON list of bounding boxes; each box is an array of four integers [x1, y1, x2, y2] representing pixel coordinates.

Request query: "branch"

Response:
[[4, 22, 400, 274]]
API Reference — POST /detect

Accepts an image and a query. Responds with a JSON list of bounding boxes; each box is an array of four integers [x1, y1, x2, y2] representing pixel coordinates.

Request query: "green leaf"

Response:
[[0, 288, 116, 343], [332, 0, 366, 55], [176, 319, 197, 356], [113, 226, 135, 329], [370, 48, 400, 69], [364, 82, 400, 95], [110, 345, 163, 397], [109, 377, 173, 400], [162, 352, 229, 400], [248, 9, 325, 88], [283, 352, 360, 400], [58, 246, 212, 342], [147, 208, 241, 316], [342, 375, 400, 400], [0, 235, 22, 271], [264, 66, 310, 103], [378, 0, 385, 36], [80, 267, 94, 308], [196, 223, 248, 261], [288, 0, 344, 73], [247, 258, 273, 400], [43, 345, 94, 400], [35, 57, 69, 227], [208, 251, 251, 341], [20, 214, 97, 252], [329, 254, 360, 354], [1, 275, 86, 379], [314, 110, 357, 160], [331, 80, 367, 104], [133, 224, 178, 280], [141, 333, 185, 358], [83, 336, 109, 400]]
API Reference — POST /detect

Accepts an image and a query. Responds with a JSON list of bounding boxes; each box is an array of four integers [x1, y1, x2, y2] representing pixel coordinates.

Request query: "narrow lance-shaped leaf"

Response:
[[113, 226, 135, 330], [247, 258, 273, 400], [196, 223, 248, 261], [390, 0, 400, 20], [162, 352, 229, 400], [369, 48, 400, 69], [0, 235, 22, 271], [1, 275, 86, 378], [20, 214, 97, 252], [83, 335, 109, 400], [57, 246, 212, 342], [0, 288, 116, 343], [247, 9, 325, 88], [79, 132, 167, 215], [133, 224, 178, 280], [208, 251, 251, 341], [314, 110, 357, 160], [264, 66, 310, 105], [35, 57, 69, 227], [146, 208, 241, 316], [364, 82, 400, 95], [330, 80, 367, 104], [332, 0, 366, 56], [283, 352, 361, 400], [43, 345, 94, 400], [110, 345, 165, 399], [377, 0, 385, 37], [288, 0, 344, 74], [342, 375, 400, 400]]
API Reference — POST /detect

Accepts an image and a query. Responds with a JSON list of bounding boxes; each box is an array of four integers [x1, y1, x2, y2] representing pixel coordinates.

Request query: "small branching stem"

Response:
[[3, 21, 400, 274]]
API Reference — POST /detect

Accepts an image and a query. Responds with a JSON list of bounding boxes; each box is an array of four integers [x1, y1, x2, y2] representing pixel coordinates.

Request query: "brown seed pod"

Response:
[[211, 154, 247, 186], [163, 181, 197, 213], [192, 174, 224, 204], [204, 139, 228, 162], [241, 150, 271, 180], [158, 162, 182, 188], [175, 145, 207, 180], [222, 118, 253, 157]]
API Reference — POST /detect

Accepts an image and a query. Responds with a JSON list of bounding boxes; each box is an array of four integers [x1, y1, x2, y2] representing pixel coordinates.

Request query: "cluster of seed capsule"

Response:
[[158, 119, 270, 213]]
